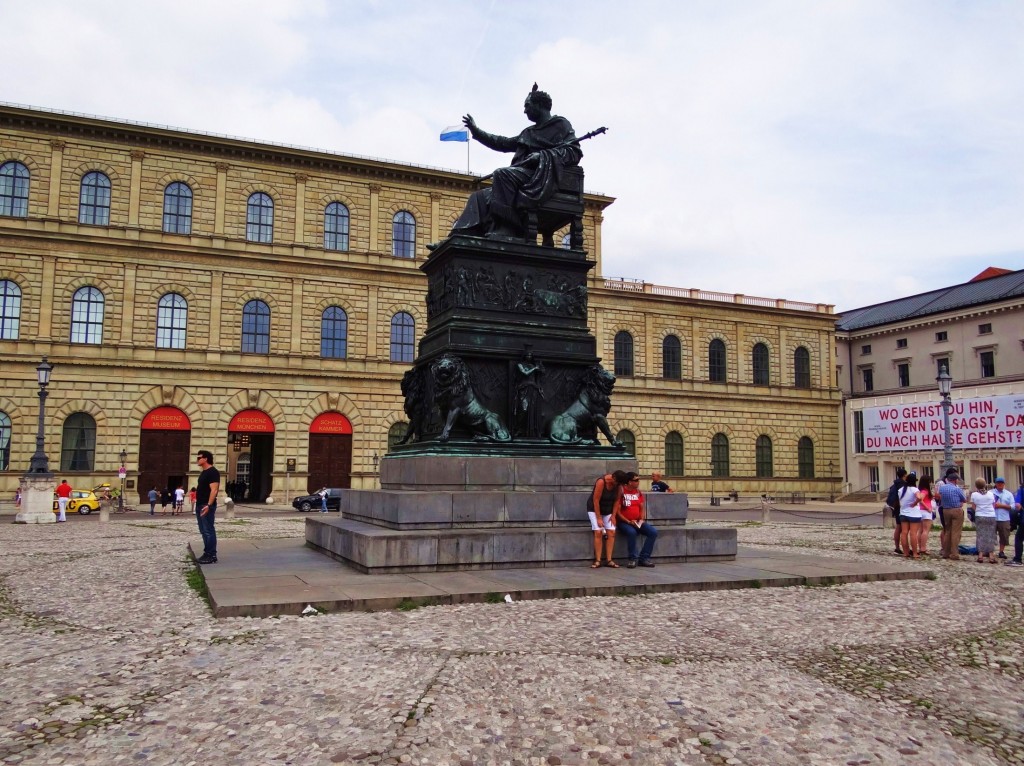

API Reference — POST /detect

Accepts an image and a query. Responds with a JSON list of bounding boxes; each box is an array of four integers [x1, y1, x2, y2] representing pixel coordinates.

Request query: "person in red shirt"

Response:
[[614, 471, 658, 568], [55, 479, 73, 522]]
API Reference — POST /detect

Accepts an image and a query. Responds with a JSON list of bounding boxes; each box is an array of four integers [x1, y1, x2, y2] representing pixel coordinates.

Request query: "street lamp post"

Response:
[[937, 365, 956, 476], [27, 357, 54, 475], [710, 459, 717, 506], [16, 357, 57, 524], [828, 459, 836, 503], [118, 449, 127, 513]]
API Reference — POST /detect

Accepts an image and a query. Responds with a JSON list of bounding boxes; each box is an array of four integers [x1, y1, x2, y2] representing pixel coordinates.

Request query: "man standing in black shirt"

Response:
[[194, 450, 221, 564], [885, 467, 908, 555]]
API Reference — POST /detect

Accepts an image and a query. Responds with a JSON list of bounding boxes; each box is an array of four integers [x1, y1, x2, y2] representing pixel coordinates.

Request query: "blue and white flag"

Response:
[[439, 125, 469, 142]]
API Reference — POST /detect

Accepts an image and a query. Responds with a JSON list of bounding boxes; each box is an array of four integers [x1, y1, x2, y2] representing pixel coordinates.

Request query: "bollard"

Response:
[[882, 507, 893, 529], [225, 497, 235, 520], [760, 500, 770, 523], [99, 505, 110, 523]]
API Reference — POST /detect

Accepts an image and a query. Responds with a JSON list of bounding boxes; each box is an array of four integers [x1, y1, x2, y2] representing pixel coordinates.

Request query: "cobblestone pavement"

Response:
[[1, 517, 1020, 766]]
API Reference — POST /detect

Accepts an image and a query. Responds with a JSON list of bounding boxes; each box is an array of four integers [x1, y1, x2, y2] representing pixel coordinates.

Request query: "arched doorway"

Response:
[[308, 412, 352, 492], [227, 409, 275, 502], [137, 406, 191, 502]]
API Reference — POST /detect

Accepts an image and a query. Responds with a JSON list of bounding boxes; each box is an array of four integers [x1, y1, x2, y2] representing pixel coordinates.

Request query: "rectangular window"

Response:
[[853, 411, 864, 453], [980, 351, 995, 378], [978, 323, 992, 335], [897, 363, 910, 387], [862, 368, 873, 392], [935, 331, 948, 342], [896, 338, 908, 349], [868, 465, 879, 493], [860, 344, 871, 355], [935, 358, 949, 378], [983, 465, 997, 485]]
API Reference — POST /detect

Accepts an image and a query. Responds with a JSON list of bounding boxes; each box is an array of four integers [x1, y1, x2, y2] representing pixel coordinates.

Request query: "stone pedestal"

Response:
[[305, 454, 737, 574], [15, 475, 56, 524]]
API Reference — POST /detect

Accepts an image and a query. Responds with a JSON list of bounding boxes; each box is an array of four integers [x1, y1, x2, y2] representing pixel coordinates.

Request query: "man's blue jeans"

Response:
[[196, 503, 217, 558], [620, 521, 658, 561]]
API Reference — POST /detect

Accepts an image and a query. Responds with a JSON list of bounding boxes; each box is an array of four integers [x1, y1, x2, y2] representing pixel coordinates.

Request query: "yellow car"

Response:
[[52, 488, 103, 515]]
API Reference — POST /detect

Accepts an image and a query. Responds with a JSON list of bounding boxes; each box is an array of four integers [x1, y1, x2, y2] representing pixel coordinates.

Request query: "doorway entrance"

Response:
[[307, 412, 353, 492], [227, 409, 275, 503], [137, 406, 191, 503]]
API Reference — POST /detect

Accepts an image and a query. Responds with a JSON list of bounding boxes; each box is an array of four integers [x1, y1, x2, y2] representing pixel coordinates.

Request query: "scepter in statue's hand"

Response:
[[474, 126, 608, 186]]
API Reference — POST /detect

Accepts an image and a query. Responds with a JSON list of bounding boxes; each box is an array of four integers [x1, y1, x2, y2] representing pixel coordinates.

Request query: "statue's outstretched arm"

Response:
[[463, 114, 517, 153]]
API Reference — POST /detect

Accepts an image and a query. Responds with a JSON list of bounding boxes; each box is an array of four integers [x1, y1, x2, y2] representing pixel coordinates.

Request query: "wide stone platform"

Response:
[[190, 538, 933, 618], [306, 516, 731, 573]]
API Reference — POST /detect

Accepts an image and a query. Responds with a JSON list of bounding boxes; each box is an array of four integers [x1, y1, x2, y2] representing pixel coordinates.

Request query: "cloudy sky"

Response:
[[4, 0, 1023, 310]]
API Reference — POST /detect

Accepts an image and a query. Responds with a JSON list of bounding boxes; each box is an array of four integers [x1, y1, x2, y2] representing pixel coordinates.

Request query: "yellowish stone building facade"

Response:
[[0, 104, 840, 503]]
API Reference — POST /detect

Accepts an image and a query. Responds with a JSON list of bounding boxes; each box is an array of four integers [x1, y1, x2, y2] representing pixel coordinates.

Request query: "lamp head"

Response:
[[36, 356, 53, 387], [936, 365, 952, 396]]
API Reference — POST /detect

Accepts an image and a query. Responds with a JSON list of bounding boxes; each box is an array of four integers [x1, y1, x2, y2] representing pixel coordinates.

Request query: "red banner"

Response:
[[141, 406, 191, 431], [310, 412, 353, 434], [228, 409, 275, 433]]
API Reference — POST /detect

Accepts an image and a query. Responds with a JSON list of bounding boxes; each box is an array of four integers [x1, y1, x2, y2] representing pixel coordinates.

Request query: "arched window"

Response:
[[752, 343, 769, 386], [665, 431, 684, 476], [0, 161, 30, 218], [0, 411, 11, 471], [616, 429, 636, 455], [60, 413, 96, 471], [0, 279, 21, 340], [662, 335, 681, 379], [321, 306, 348, 359], [78, 171, 111, 225], [794, 346, 811, 389], [324, 202, 350, 251], [390, 311, 415, 362], [614, 331, 634, 377], [755, 435, 773, 478], [156, 293, 188, 349], [392, 211, 416, 257], [70, 286, 104, 344], [388, 422, 408, 451], [561, 233, 572, 249], [246, 192, 274, 243], [709, 339, 726, 383], [798, 436, 815, 478], [711, 433, 729, 477], [162, 182, 192, 234], [241, 299, 270, 354]]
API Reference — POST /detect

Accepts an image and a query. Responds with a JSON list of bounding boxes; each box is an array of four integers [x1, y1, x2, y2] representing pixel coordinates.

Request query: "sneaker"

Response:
[[1006, 560, 1023, 567], [998, 552, 1006, 559], [626, 559, 637, 569], [638, 560, 655, 568], [196, 556, 218, 564]]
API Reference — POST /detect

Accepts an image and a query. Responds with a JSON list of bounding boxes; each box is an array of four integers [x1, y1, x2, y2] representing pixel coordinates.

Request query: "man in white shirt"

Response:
[[992, 477, 1015, 560]]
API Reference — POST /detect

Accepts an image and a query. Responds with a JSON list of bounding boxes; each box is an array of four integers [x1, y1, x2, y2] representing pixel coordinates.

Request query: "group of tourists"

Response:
[[587, 470, 665, 569], [885, 467, 1023, 565]]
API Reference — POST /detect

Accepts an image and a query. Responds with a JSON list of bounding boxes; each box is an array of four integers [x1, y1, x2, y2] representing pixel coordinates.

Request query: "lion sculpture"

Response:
[[546, 365, 622, 446], [397, 368, 428, 444], [431, 354, 511, 442]]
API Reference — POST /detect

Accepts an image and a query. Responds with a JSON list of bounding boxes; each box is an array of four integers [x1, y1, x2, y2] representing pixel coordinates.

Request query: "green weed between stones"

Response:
[[185, 561, 212, 609]]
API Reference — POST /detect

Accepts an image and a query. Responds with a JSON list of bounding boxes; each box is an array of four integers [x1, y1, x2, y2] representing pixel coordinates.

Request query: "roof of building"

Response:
[[836, 268, 1024, 331]]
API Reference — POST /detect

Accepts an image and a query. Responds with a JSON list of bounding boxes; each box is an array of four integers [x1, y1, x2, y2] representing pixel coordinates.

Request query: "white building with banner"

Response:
[[835, 267, 1024, 496]]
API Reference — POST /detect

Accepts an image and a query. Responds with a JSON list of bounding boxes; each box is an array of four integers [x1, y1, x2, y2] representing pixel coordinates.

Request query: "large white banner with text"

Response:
[[862, 394, 1024, 452]]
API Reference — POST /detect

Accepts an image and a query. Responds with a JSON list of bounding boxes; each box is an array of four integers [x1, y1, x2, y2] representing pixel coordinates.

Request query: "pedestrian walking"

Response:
[[160, 488, 171, 515], [194, 450, 221, 564], [55, 479, 72, 522], [147, 486, 158, 516], [188, 486, 197, 514], [319, 487, 329, 513], [174, 485, 185, 516]]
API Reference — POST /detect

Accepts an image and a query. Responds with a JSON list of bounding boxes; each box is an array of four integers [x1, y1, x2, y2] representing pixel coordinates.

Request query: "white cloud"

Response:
[[3, 0, 1022, 310]]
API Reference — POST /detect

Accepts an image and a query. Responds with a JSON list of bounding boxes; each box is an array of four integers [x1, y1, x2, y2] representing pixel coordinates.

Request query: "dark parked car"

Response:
[[293, 488, 344, 512]]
